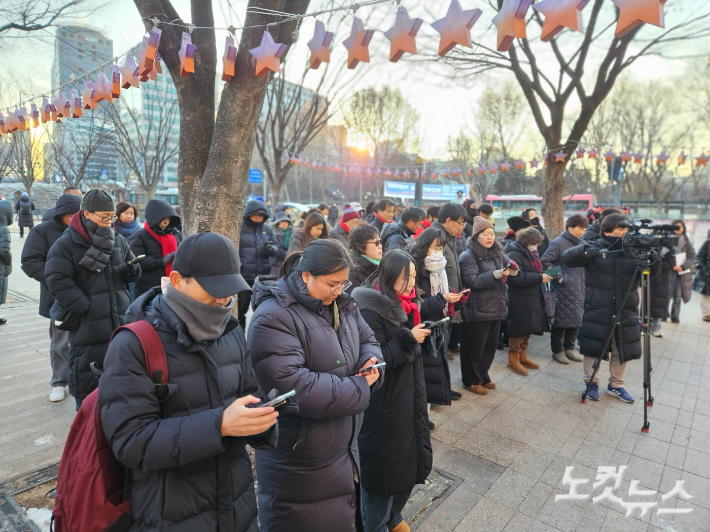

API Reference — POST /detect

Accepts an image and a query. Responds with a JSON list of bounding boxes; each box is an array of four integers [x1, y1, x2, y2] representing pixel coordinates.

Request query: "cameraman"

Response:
[[561, 214, 660, 403]]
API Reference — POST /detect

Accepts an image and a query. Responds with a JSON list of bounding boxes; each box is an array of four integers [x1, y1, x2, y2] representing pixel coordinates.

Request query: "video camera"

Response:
[[621, 219, 679, 255]]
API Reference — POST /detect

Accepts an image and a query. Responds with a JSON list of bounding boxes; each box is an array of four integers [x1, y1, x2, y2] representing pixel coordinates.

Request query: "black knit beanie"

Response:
[[81, 189, 115, 212]]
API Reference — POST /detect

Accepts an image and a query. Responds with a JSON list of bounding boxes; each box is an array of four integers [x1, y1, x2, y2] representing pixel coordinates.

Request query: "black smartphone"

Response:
[[424, 316, 450, 328], [246, 390, 296, 410], [353, 362, 386, 376], [129, 254, 146, 265]]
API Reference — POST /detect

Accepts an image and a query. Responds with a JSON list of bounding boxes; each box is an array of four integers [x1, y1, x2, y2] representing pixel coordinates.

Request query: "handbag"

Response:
[[422, 322, 445, 358]]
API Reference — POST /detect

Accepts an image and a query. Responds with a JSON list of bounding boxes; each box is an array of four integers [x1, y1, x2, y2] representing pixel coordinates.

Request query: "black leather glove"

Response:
[[163, 252, 176, 266], [261, 242, 275, 257], [117, 262, 139, 274]]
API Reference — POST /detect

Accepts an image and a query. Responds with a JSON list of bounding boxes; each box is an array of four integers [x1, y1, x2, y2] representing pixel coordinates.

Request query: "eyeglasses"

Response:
[[90, 213, 118, 223], [368, 239, 382, 247], [454, 219, 466, 227], [316, 276, 352, 296]]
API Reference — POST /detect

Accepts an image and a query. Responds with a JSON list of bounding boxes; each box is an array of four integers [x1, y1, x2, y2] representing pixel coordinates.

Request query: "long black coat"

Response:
[[99, 288, 264, 532], [416, 272, 451, 406], [247, 275, 382, 532], [0, 201, 12, 305], [352, 285, 432, 495], [695, 239, 710, 296], [541, 230, 585, 329], [459, 239, 509, 322], [239, 201, 275, 283], [347, 252, 378, 293], [21, 194, 82, 318], [506, 241, 549, 337], [129, 200, 181, 298], [582, 221, 600, 242], [561, 238, 660, 364], [14, 198, 36, 228], [652, 247, 676, 320], [45, 213, 140, 403]]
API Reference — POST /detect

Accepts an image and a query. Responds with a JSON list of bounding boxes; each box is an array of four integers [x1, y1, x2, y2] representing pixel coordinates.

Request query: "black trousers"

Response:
[[448, 322, 460, 349], [460, 320, 500, 387], [550, 327, 578, 353], [237, 280, 255, 331]]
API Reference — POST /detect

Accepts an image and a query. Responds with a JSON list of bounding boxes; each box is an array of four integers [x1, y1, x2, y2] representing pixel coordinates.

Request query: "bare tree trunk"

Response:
[[271, 182, 282, 206], [542, 159, 565, 238]]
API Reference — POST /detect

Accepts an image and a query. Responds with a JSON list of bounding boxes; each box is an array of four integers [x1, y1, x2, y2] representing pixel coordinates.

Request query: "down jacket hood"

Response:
[[143, 199, 180, 231], [0, 200, 12, 227], [52, 194, 82, 223], [243, 200, 269, 222], [351, 285, 408, 326]]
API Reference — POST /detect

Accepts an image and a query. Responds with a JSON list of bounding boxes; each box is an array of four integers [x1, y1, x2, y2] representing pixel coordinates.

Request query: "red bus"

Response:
[[484, 194, 596, 223]]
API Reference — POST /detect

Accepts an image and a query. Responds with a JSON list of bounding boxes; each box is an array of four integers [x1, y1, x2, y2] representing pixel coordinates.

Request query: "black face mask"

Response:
[[530, 217, 540, 226]]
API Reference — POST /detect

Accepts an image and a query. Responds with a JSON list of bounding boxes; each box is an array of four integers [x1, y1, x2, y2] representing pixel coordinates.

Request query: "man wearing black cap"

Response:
[[45, 188, 141, 408], [99, 232, 279, 532], [21, 193, 82, 403]]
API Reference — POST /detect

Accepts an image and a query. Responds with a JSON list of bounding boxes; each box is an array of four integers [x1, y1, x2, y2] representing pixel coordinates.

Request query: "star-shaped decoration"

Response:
[[403, 169, 411, 179], [250, 30, 286, 77], [478, 165, 488, 175], [432, 169, 439, 179], [468, 166, 474, 177], [343, 17, 374, 69], [453, 167, 463, 177], [534, 0, 590, 42], [384, 6, 423, 63], [696, 152, 709, 167], [308, 20, 334, 69], [620, 150, 632, 162], [489, 163, 499, 174], [40, 98, 53, 123], [421, 170, 427, 179], [575, 146, 586, 158], [443, 168, 452, 178], [222, 36, 237, 81], [93, 73, 113, 103], [530, 157, 540, 168], [29, 103, 40, 127], [677, 150, 687, 165], [146, 27, 162, 63], [633, 151, 644, 164], [50, 96, 62, 122], [0, 112, 6, 135], [385, 168, 393, 178], [554, 150, 567, 163], [81, 80, 96, 109], [179, 32, 197, 77], [393, 170, 401, 180], [501, 161, 511, 172], [304, 159, 311, 168], [136, 37, 155, 81], [656, 150, 669, 165], [110, 65, 121, 99], [604, 149, 616, 162], [611, 0, 666, 38], [55, 91, 71, 118], [492, 0, 533, 52], [431, 0, 482, 57], [587, 148, 599, 159], [120, 54, 140, 89], [70, 90, 83, 118], [366, 168, 372, 178], [515, 159, 525, 170], [4, 110, 17, 133], [375, 168, 382, 178]]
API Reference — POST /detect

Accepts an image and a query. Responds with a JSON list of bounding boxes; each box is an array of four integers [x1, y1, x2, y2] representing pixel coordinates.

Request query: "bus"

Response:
[[484, 194, 596, 223]]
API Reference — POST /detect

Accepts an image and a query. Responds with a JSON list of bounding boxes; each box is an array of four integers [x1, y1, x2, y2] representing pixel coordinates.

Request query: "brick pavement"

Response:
[[1, 224, 708, 531]]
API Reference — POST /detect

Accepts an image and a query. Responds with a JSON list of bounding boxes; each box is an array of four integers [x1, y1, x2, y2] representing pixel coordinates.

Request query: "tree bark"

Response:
[[542, 157, 566, 239]]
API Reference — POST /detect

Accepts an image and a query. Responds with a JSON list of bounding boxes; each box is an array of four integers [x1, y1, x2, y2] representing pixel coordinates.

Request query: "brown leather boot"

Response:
[[507, 352, 528, 376], [391, 521, 411, 532], [466, 384, 488, 395], [483, 381, 496, 389], [519, 349, 539, 370]]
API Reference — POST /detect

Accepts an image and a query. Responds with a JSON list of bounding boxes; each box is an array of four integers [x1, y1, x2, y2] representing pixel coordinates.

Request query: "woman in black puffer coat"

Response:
[[667, 220, 696, 323], [506, 227, 550, 376], [695, 230, 710, 321], [248, 240, 383, 532], [346, 224, 381, 293], [353, 250, 432, 532], [129, 199, 181, 299]]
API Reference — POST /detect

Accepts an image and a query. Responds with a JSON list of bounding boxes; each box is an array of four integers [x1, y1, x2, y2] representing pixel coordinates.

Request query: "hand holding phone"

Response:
[[355, 357, 381, 386], [129, 254, 146, 265], [246, 390, 296, 410], [424, 316, 450, 329], [354, 362, 386, 375]]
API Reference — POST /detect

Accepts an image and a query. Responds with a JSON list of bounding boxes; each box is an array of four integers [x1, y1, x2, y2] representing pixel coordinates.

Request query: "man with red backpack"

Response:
[[97, 232, 281, 531]]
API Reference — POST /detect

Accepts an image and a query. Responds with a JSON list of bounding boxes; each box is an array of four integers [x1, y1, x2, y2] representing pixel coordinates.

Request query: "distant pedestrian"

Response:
[[14, 191, 36, 238], [380, 207, 425, 253], [522, 208, 550, 256], [329, 205, 361, 248], [695, 229, 710, 322], [287, 212, 328, 254], [270, 211, 292, 275], [0, 199, 12, 325], [113, 202, 140, 241], [668, 220, 696, 324], [370, 199, 397, 233], [42, 186, 82, 222], [347, 224, 382, 292]]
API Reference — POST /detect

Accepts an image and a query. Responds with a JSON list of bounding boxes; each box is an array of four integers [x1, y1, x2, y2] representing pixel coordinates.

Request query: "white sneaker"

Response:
[[49, 387, 66, 402]]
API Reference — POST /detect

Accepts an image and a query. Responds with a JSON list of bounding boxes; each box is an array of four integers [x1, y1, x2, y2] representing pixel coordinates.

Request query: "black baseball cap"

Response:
[[172, 232, 250, 297]]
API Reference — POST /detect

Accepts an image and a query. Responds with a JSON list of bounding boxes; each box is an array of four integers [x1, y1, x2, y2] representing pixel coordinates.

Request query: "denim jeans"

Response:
[[360, 487, 412, 532]]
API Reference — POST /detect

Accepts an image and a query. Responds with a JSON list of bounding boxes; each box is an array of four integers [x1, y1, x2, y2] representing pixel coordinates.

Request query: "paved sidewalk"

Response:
[[1, 224, 708, 531]]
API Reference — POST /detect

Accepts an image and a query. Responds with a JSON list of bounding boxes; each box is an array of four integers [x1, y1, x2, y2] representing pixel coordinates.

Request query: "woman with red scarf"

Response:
[[129, 199, 181, 299], [352, 250, 433, 532]]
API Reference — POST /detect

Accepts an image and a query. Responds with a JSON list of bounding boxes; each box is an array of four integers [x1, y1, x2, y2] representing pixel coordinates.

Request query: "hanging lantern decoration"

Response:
[[70, 90, 83, 118], [493, 0, 533, 52], [16, 107, 28, 131], [431, 0, 482, 57], [575, 146, 586, 158], [534, 0, 590, 42], [50, 96, 62, 122], [0, 113, 5, 135], [604, 149, 615, 162], [222, 36, 238, 81], [489, 163, 499, 174], [145, 26, 162, 62], [656, 150, 669, 165], [468, 166, 474, 177], [393, 170, 400, 180], [29, 103, 40, 127], [611, 0, 667, 38], [501, 161, 511, 172], [453, 166, 462, 178], [81, 80, 97, 109], [343, 17, 375, 69], [443, 167, 451, 178], [136, 37, 155, 81], [334, 165, 341, 173], [633, 151, 644, 164], [432, 169, 439, 180], [327, 163, 333, 172], [530, 157, 540, 168], [384, 6, 423, 63], [421, 169, 427, 179], [110, 65, 121, 99], [179, 32, 197, 77], [120, 54, 140, 89], [366, 168, 372, 178], [678, 150, 687, 165], [349, 166, 356, 176], [478, 165, 487, 175], [40, 98, 53, 123], [93, 73, 113, 103], [308, 20, 334, 69], [587, 148, 599, 159], [317, 161, 324, 171], [414, 170, 420, 180], [55, 91, 71, 118], [403, 169, 411, 180], [515, 159, 525, 170], [554, 150, 566, 163], [385, 168, 393, 179], [696, 152, 709, 167], [620, 150, 632, 162], [375, 167, 382, 178]]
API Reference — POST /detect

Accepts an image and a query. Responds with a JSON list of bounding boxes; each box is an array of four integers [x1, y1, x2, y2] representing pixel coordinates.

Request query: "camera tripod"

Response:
[[580, 256, 654, 433]]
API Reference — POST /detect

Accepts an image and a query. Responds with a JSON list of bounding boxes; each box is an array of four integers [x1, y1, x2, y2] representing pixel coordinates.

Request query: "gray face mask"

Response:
[[163, 284, 234, 342]]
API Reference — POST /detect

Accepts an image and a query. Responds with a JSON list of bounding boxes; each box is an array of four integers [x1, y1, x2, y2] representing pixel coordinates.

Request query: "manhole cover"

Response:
[[403, 468, 462, 529], [0, 463, 57, 532]]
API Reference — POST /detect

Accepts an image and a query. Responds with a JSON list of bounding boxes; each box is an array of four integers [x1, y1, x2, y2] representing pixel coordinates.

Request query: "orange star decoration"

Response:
[[120, 54, 140, 89], [530, 158, 540, 168], [575, 146, 585, 158], [307, 20, 334, 69], [40, 98, 53, 123], [403, 169, 411, 180], [55, 91, 71, 118], [136, 37, 155, 80], [384, 169, 393, 178], [93, 73, 113, 103], [81, 80, 97, 109], [29, 103, 40, 127], [696, 152, 709, 167], [250, 30, 286, 77], [515, 159, 525, 170], [604, 149, 615, 162], [620, 150, 632, 162], [179, 32, 196, 77], [501, 161, 511, 172], [489, 164, 499, 174], [611, 0, 666, 38], [587, 148, 599, 159], [633, 151, 644, 164], [534, 0, 590, 42], [375, 168, 382, 178], [146, 27, 162, 64], [554, 150, 566, 163], [431, 169, 439, 179], [468, 166, 474, 177], [0, 113, 6, 135], [70, 90, 83, 118], [492, 0, 533, 52], [110, 65, 121, 99], [343, 17, 374, 69], [222, 36, 237, 81], [443, 168, 451, 178], [478, 165, 487, 175], [677, 150, 687, 165], [656, 150, 669, 165], [384, 6, 423, 63], [431, 0, 482, 57]]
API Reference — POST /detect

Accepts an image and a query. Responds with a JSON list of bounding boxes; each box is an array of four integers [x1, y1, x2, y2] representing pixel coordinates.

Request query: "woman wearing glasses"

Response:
[[248, 239, 384, 532], [347, 224, 383, 293]]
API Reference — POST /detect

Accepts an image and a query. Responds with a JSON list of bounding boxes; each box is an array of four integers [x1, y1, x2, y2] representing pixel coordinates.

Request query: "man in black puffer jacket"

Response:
[[21, 194, 82, 403], [381, 207, 425, 253], [129, 199, 182, 299], [45, 189, 141, 408], [99, 232, 278, 532], [237, 200, 277, 330]]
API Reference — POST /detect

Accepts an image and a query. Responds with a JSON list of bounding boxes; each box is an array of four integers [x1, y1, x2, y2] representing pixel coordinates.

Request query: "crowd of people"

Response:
[[0, 187, 709, 531]]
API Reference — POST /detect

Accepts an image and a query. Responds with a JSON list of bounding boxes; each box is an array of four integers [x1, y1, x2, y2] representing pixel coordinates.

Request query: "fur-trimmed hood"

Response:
[[351, 284, 409, 325], [467, 236, 506, 261], [515, 226, 543, 248]]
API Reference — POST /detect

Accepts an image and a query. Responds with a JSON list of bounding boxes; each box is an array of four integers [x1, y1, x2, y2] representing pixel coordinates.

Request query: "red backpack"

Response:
[[51, 321, 169, 532]]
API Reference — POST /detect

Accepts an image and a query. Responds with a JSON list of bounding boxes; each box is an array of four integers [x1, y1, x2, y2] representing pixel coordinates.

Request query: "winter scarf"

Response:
[[339, 220, 352, 234], [113, 219, 139, 240], [424, 253, 449, 297], [73, 213, 115, 275], [163, 284, 234, 342], [364, 255, 381, 266], [376, 212, 389, 225], [144, 222, 179, 276], [530, 249, 542, 273], [377, 284, 421, 326]]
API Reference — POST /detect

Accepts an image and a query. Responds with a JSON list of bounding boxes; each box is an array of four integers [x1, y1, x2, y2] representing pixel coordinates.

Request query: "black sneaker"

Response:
[[0, 317, 6, 325], [450, 390, 462, 401], [672, 318, 680, 324]]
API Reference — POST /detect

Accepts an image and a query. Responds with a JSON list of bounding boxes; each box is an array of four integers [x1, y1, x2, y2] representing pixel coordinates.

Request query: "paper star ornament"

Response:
[[493, 0, 533, 52], [534, 0, 590, 42], [343, 17, 375, 69], [604, 149, 616, 162], [403, 169, 411, 179], [250, 30, 286, 77], [136, 37, 154, 80], [120, 54, 140, 89], [375, 168, 382, 178], [93, 73, 113, 103], [489, 163, 499, 174], [110, 65, 121, 99], [554, 150, 567, 163], [385, 169, 393, 178], [633, 151, 644, 164], [40, 98, 53, 123], [308, 20, 334, 69], [0, 113, 6, 135], [431, 0, 482, 57], [515, 159, 525, 170], [620, 150, 632, 162], [81, 80, 96, 109], [656, 150, 669, 165], [530, 157, 540, 168], [55, 91, 71, 118], [179, 32, 196, 77], [70, 90, 83, 118], [384, 6, 423, 63], [431, 169, 439, 179], [575, 146, 586, 158], [696, 152, 709, 167], [222, 36, 237, 81], [478, 165, 487, 175], [611, 0, 666, 38], [29, 103, 40, 127], [587, 148, 599, 159], [453, 167, 463, 177], [677, 150, 687, 165], [501, 161, 511, 172]]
